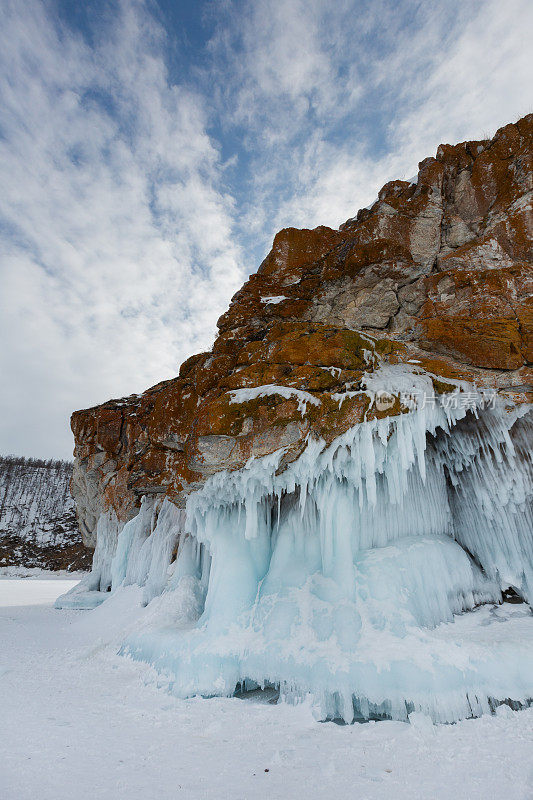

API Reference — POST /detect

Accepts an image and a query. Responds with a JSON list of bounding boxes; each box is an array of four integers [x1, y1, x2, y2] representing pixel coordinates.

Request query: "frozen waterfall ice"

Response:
[[56, 377, 533, 724]]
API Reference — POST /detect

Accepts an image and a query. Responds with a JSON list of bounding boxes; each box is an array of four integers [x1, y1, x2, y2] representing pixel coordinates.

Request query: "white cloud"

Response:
[[1, 0, 531, 459], [208, 0, 533, 235], [0, 0, 244, 458]]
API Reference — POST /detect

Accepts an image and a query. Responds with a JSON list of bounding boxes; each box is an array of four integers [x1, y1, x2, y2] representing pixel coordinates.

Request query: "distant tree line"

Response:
[[0, 454, 73, 471]]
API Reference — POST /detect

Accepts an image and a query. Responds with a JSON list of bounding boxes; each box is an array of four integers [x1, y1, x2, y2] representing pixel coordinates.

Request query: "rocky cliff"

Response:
[[71, 114, 532, 546]]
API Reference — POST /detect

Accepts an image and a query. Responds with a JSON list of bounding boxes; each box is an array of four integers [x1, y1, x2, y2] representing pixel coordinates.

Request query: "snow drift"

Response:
[[57, 374, 533, 723]]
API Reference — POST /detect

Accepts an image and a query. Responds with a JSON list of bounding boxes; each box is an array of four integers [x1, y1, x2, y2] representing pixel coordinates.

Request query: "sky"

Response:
[[0, 0, 531, 459]]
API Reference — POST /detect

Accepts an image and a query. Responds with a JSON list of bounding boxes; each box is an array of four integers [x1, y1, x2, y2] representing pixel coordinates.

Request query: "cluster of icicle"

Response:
[[57, 368, 533, 723]]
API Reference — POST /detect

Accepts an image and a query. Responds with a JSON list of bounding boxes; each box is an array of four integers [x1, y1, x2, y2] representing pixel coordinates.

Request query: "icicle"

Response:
[[67, 367, 533, 724]]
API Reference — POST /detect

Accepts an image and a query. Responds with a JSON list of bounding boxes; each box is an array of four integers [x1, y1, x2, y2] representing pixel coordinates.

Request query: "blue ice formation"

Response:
[[56, 382, 533, 723]]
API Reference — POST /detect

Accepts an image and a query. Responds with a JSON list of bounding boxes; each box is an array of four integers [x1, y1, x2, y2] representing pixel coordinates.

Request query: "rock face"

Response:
[[71, 115, 533, 544]]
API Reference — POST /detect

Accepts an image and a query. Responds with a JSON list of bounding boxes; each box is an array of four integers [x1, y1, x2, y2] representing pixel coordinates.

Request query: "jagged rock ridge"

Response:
[[71, 114, 532, 543]]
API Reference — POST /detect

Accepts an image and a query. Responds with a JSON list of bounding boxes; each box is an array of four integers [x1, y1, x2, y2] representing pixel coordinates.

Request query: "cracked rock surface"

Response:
[[70, 115, 533, 544]]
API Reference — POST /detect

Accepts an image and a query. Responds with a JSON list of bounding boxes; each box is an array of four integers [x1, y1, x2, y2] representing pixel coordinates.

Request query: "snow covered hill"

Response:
[[0, 455, 90, 571]]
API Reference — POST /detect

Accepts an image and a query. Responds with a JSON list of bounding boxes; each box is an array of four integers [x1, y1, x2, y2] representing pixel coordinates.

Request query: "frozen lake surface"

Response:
[[1, 575, 532, 800]]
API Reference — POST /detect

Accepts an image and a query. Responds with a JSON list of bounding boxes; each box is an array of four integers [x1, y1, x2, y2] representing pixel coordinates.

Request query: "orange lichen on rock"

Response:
[[418, 265, 532, 369], [71, 115, 533, 545]]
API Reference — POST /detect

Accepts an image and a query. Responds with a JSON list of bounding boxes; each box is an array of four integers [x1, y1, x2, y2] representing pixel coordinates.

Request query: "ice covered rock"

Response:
[[59, 390, 533, 722], [59, 115, 533, 722]]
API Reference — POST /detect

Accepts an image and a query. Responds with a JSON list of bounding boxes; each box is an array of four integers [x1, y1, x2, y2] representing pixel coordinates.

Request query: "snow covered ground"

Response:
[[1, 577, 533, 800], [0, 567, 86, 605]]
